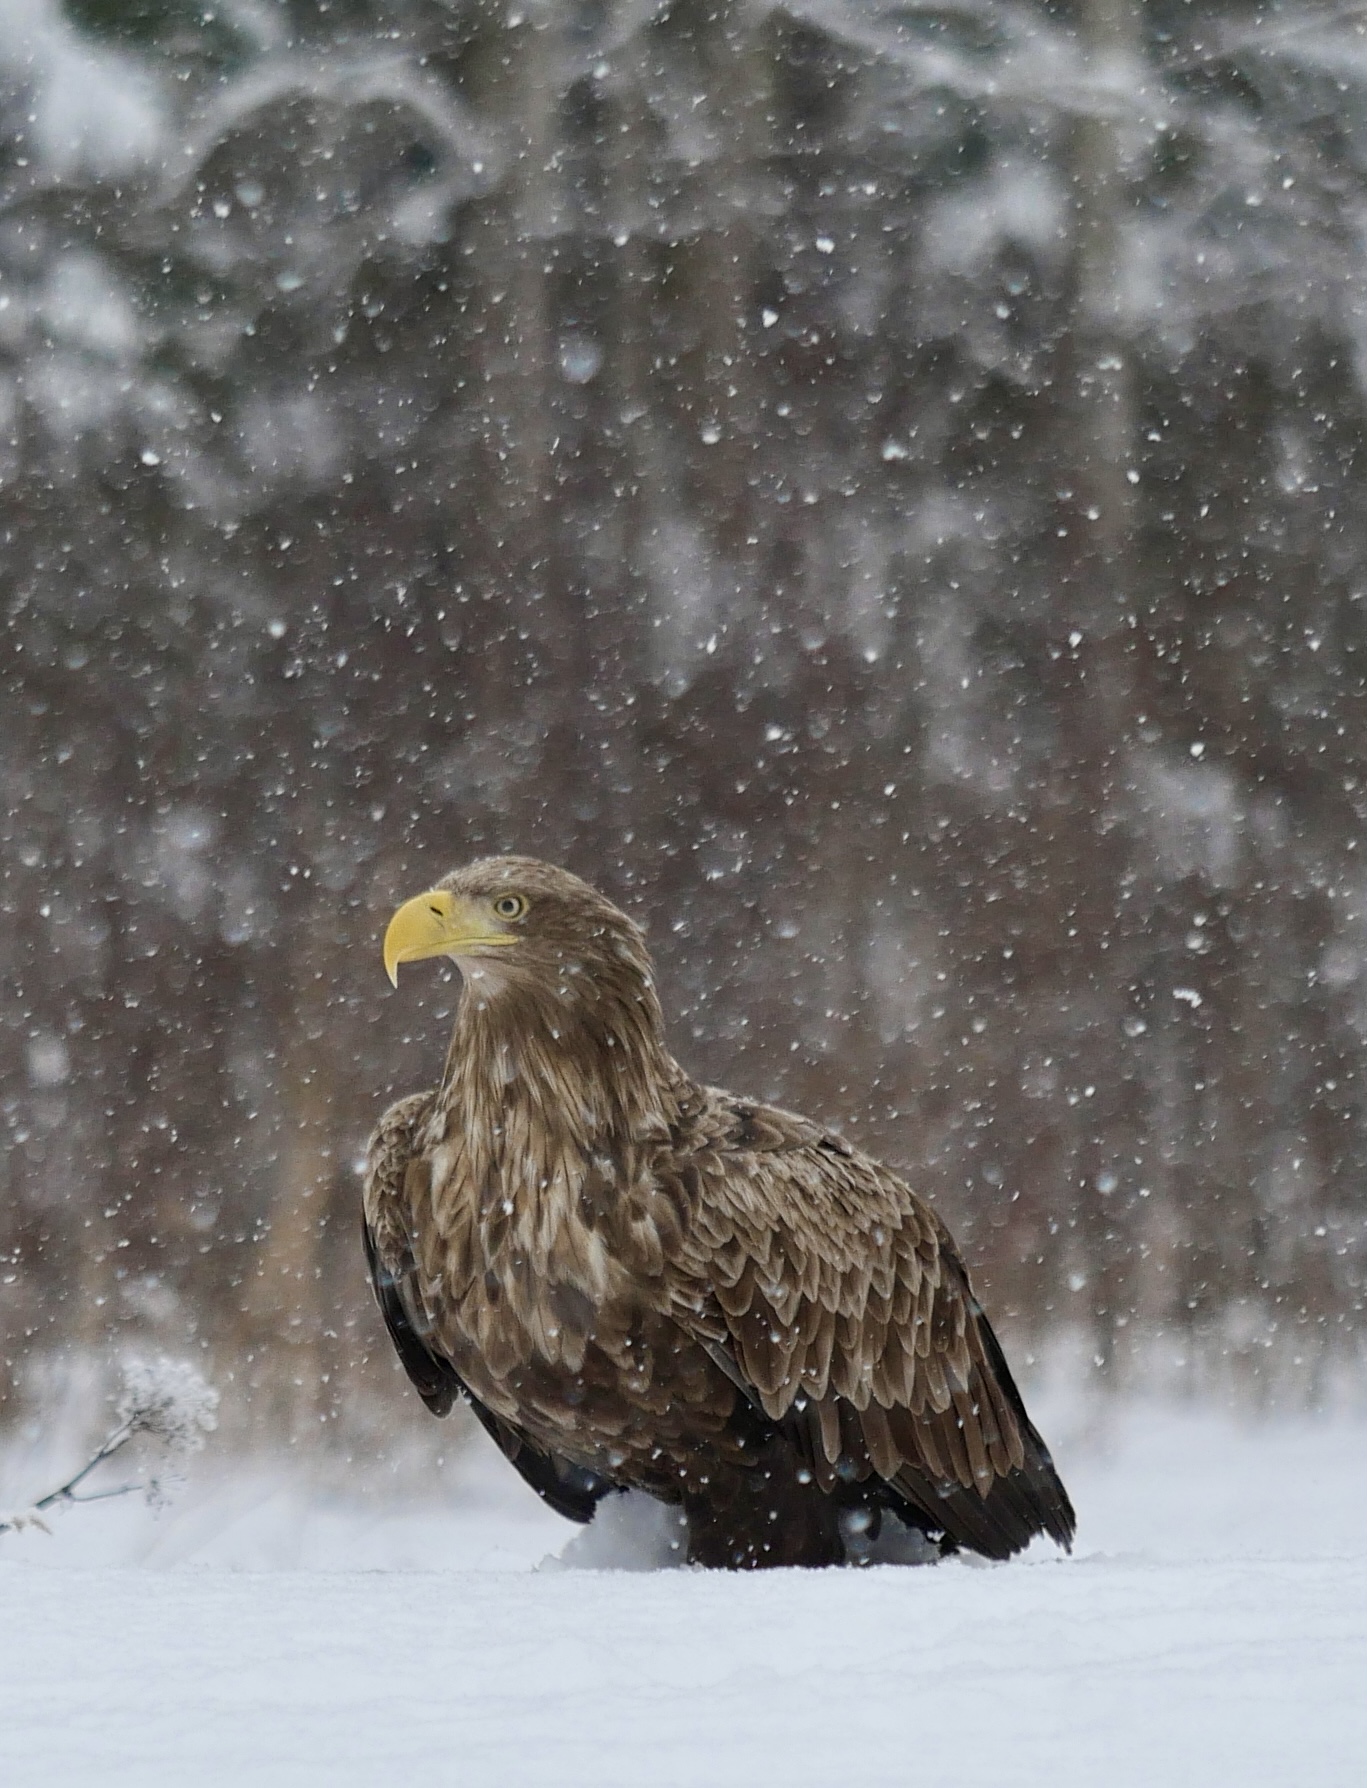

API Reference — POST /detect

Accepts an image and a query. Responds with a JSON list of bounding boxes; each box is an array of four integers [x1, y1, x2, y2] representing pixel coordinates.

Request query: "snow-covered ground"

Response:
[[2, 1398, 1363, 1787]]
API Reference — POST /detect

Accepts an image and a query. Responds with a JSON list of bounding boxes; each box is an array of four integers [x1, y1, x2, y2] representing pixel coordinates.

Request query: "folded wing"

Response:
[[660, 1093, 1076, 1559]]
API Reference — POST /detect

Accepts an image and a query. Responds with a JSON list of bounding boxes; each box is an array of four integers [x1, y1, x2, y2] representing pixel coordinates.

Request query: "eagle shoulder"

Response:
[[361, 1089, 620, 1524], [362, 1090, 458, 1415]]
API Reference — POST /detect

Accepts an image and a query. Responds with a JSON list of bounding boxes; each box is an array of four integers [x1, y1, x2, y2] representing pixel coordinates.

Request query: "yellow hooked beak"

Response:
[[382, 890, 519, 987]]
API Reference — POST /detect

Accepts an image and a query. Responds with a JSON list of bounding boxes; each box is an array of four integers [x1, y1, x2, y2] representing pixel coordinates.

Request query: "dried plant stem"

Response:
[[0, 1419, 145, 1535]]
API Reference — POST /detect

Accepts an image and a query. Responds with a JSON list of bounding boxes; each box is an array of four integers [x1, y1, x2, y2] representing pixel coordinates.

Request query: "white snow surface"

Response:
[[1, 1398, 1363, 1787]]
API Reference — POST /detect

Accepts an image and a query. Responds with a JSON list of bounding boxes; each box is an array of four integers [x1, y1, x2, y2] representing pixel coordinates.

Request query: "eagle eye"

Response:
[[493, 894, 527, 921]]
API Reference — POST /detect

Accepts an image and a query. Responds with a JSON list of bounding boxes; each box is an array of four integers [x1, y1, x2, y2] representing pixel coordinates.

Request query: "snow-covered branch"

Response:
[[0, 1358, 219, 1538]]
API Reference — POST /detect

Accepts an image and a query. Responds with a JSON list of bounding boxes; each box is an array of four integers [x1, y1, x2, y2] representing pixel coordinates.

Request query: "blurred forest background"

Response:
[[2, 0, 1365, 1459]]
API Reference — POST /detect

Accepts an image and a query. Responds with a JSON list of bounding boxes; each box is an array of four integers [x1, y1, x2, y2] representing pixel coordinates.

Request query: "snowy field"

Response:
[[2, 1398, 1363, 1788]]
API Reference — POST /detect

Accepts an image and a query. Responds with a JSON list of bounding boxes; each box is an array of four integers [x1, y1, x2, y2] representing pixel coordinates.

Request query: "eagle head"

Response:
[[383, 856, 653, 1006]]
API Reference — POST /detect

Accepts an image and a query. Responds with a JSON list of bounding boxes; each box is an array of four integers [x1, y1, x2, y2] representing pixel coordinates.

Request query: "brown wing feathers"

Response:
[[667, 1093, 1076, 1560]]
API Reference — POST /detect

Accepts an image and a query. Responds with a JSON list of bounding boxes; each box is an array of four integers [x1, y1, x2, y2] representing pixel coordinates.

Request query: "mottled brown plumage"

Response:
[[363, 857, 1075, 1567]]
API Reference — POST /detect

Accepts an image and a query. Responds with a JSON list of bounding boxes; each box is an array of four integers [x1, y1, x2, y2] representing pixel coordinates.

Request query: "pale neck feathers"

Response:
[[426, 950, 686, 1259]]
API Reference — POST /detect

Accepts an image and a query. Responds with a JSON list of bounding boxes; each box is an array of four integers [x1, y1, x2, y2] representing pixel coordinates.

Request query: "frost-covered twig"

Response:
[[0, 1357, 218, 1537]]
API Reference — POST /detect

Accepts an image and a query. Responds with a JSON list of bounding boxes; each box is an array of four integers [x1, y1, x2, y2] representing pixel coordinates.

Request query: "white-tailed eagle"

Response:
[[363, 857, 1075, 1567]]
